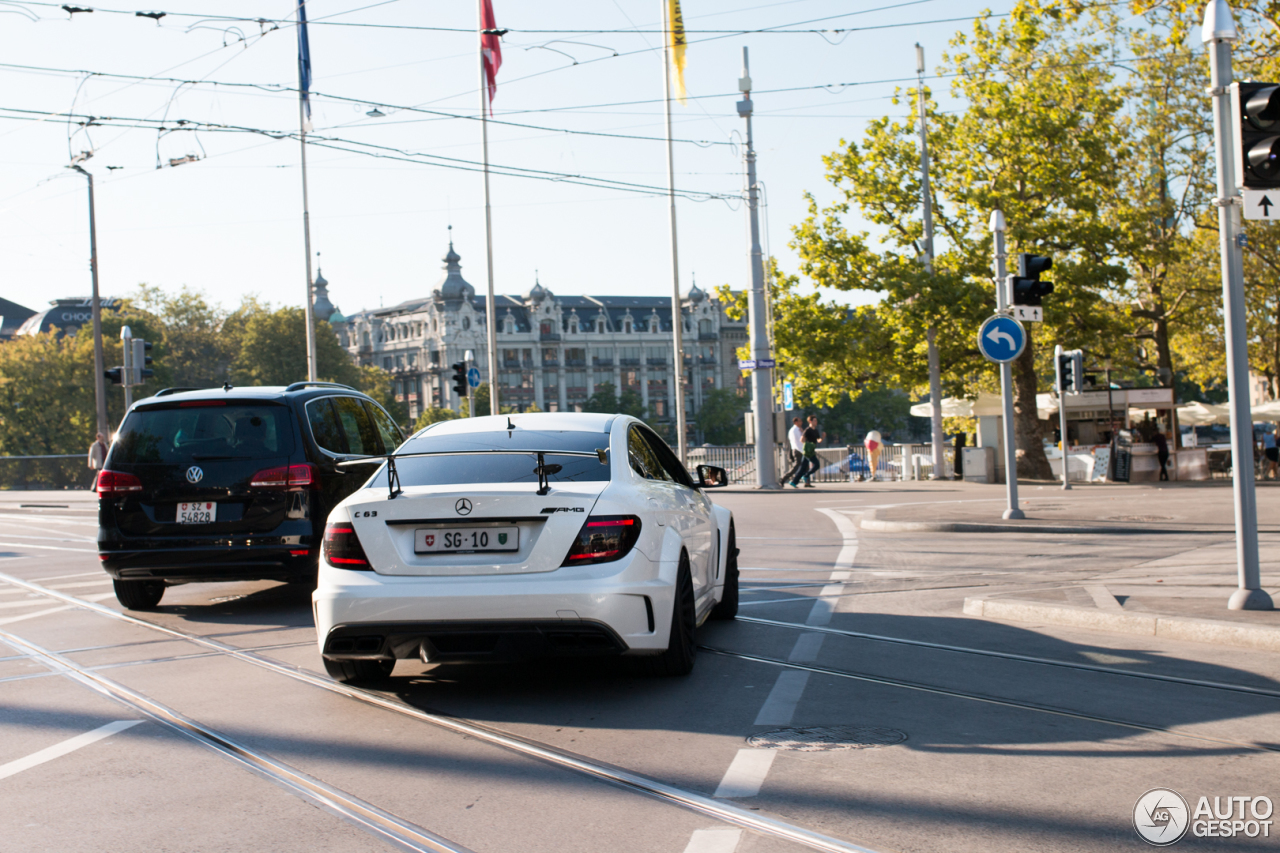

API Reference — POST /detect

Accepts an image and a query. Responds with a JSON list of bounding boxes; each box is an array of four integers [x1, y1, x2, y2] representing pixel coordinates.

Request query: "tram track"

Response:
[[0, 570, 879, 853]]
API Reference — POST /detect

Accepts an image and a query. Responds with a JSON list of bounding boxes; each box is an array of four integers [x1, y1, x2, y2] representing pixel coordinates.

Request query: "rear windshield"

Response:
[[370, 430, 611, 488], [112, 403, 295, 464]]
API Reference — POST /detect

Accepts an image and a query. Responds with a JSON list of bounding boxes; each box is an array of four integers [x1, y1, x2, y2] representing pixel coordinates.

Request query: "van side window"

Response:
[[306, 398, 347, 455], [334, 396, 382, 456], [364, 401, 404, 454]]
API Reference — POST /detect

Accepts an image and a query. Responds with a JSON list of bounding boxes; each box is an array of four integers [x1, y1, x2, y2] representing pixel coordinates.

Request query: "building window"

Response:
[[699, 319, 713, 335], [462, 316, 471, 330], [596, 319, 605, 333], [361, 332, 370, 347], [505, 316, 516, 334], [383, 357, 392, 370], [431, 317, 437, 332], [649, 317, 659, 333], [623, 320, 632, 334], [540, 320, 552, 336], [651, 399, 666, 418], [430, 350, 440, 365]]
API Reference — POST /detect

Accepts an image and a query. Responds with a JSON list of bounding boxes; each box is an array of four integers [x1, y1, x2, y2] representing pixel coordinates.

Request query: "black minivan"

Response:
[[97, 382, 404, 610]]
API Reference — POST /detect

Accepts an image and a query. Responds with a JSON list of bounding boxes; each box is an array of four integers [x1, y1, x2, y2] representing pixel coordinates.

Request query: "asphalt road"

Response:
[[2, 483, 1279, 852]]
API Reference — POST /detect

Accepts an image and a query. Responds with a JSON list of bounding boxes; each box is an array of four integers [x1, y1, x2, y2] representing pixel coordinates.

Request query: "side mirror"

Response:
[[696, 464, 728, 488]]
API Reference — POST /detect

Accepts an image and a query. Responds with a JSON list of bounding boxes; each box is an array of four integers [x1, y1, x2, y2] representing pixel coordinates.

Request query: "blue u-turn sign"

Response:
[[977, 315, 1027, 363]]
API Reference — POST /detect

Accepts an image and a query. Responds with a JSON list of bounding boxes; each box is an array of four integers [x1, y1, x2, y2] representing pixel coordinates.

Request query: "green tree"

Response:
[[413, 407, 460, 431], [229, 307, 361, 388], [461, 382, 515, 417], [696, 389, 749, 445], [583, 382, 645, 419], [129, 285, 237, 389]]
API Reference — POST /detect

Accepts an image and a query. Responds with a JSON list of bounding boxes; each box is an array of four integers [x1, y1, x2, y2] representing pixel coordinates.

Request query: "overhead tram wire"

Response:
[[0, 107, 738, 201]]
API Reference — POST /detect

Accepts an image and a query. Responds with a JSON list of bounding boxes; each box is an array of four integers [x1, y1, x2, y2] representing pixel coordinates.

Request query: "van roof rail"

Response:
[[284, 381, 356, 393], [153, 387, 199, 397]]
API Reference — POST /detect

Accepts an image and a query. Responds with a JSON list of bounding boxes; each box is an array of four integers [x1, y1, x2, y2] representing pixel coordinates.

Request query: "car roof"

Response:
[[135, 384, 365, 407], [417, 412, 618, 437]]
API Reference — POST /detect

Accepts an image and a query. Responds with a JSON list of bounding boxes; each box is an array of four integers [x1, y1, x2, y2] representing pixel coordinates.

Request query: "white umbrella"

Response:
[[1251, 399, 1280, 421], [909, 393, 1004, 419], [1179, 401, 1230, 426]]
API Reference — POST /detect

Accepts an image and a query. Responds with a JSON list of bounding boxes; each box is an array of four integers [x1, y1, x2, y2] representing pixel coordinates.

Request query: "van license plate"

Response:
[[177, 502, 216, 524], [415, 527, 518, 553]]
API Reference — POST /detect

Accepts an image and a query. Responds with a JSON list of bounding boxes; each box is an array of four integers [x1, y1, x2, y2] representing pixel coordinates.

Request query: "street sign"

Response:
[[756, 358, 776, 368], [1012, 305, 1042, 322], [467, 366, 481, 388], [976, 314, 1027, 363], [782, 382, 794, 411], [1244, 188, 1279, 220], [738, 359, 756, 370]]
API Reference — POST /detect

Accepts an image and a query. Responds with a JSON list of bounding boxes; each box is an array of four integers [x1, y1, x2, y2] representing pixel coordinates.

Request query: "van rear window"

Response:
[[372, 430, 610, 488], [111, 404, 295, 464]]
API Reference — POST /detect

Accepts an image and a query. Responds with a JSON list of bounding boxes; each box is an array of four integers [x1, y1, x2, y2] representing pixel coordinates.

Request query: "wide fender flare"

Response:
[[654, 524, 688, 584], [711, 503, 733, 587]]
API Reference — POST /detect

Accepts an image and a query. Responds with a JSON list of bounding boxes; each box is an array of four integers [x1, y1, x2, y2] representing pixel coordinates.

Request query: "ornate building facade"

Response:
[[331, 242, 748, 428]]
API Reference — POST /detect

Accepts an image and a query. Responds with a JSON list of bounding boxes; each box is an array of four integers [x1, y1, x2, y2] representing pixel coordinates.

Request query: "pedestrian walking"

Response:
[[865, 430, 883, 480], [87, 432, 108, 471], [783, 416, 805, 485], [1152, 430, 1169, 482], [790, 415, 822, 488], [1265, 425, 1279, 480]]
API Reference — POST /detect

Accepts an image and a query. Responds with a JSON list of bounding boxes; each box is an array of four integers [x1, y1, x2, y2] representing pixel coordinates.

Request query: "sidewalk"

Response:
[[847, 480, 1280, 652]]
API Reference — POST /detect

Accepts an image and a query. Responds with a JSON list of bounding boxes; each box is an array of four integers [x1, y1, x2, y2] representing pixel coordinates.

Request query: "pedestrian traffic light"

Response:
[[451, 361, 468, 397], [1235, 82, 1280, 188], [130, 339, 154, 386], [1011, 254, 1054, 306], [104, 367, 124, 385], [1057, 349, 1084, 394]]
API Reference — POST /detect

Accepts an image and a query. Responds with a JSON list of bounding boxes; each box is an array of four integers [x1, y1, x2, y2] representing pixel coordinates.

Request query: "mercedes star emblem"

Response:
[[185, 466, 203, 484], [455, 498, 473, 515]]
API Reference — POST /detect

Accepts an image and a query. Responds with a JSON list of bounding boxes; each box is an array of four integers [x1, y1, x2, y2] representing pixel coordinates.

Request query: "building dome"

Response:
[[687, 281, 706, 303], [436, 240, 475, 303], [312, 268, 337, 322]]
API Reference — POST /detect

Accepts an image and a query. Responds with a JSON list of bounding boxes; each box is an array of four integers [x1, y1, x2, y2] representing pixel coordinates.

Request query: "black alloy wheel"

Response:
[[710, 522, 738, 621], [112, 578, 165, 610], [643, 552, 696, 676]]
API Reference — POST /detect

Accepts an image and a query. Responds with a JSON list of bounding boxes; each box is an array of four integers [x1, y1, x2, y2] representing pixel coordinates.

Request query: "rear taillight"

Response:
[[562, 515, 642, 566], [323, 522, 371, 569], [96, 470, 142, 497], [250, 463, 317, 489]]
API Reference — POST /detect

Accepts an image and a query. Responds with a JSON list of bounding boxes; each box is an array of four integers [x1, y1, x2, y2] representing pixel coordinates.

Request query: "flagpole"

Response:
[[297, 2, 317, 382], [662, 0, 688, 463], [479, 2, 499, 416]]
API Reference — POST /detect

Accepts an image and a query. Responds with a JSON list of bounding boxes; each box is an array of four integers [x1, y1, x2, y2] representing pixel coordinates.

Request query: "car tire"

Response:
[[709, 523, 738, 621], [323, 657, 395, 684], [643, 553, 696, 676], [112, 579, 165, 610]]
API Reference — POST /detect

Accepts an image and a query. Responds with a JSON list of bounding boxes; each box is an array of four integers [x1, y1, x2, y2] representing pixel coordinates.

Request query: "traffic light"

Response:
[[451, 361, 468, 397], [1235, 82, 1280, 188], [130, 339, 154, 385], [1011, 253, 1054, 306], [1057, 349, 1084, 394], [104, 367, 124, 385]]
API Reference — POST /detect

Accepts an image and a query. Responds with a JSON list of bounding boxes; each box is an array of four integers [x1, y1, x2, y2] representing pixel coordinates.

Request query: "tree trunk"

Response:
[[1013, 325, 1054, 480]]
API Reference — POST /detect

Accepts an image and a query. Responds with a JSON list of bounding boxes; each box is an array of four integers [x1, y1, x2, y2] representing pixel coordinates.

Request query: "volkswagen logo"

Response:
[[454, 498, 472, 516], [185, 466, 203, 484]]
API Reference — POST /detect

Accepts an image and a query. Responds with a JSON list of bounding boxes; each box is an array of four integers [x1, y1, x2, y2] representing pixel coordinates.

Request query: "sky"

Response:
[[0, 0, 1007, 320]]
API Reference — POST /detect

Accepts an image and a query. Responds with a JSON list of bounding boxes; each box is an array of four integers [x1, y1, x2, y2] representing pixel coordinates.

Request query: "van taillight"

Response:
[[96, 470, 142, 496], [561, 515, 642, 566], [323, 522, 371, 570], [250, 463, 317, 489]]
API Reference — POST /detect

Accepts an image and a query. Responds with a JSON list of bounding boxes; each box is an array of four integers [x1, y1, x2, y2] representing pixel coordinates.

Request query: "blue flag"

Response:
[[296, 1, 312, 129]]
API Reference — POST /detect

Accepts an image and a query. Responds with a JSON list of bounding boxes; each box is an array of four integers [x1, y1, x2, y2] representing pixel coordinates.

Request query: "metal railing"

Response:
[[686, 444, 953, 485], [0, 455, 96, 490]]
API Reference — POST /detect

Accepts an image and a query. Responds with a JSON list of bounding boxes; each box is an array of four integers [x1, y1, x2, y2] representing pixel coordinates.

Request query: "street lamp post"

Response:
[[70, 162, 109, 441]]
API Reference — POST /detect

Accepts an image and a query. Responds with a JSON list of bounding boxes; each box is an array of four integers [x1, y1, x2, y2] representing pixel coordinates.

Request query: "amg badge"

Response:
[[540, 506, 585, 514]]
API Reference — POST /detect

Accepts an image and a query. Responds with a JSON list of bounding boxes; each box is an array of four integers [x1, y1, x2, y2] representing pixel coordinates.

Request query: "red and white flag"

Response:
[[480, 0, 502, 115]]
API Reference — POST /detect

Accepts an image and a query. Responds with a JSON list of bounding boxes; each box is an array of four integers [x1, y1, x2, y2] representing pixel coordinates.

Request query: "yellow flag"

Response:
[[667, 0, 687, 105]]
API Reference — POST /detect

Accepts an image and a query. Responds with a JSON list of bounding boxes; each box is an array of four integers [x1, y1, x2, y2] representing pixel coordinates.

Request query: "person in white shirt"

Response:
[[783, 417, 805, 486], [87, 432, 108, 471]]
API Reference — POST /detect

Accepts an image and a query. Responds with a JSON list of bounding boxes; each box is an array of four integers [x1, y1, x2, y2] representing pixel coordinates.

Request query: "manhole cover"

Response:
[[747, 725, 907, 752], [1104, 515, 1174, 522]]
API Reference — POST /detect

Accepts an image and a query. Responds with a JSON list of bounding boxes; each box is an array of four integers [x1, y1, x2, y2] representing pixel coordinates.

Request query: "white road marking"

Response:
[[788, 633, 826, 662], [681, 828, 742, 853], [0, 720, 141, 781], [0, 606, 72, 626], [754, 670, 810, 725], [48, 580, 113, 590], [31, 571, 104, 581], [0, 541, 96, 554], [713, 749, 777, 798], [1082, 584, 1123, 611]]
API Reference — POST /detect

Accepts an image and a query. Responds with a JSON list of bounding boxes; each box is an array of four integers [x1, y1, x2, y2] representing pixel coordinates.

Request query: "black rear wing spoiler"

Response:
[[337, 448, 609, 499]]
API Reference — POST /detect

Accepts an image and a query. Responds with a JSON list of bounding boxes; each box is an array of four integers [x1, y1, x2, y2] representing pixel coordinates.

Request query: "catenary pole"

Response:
[[739, 48, 778, 488], [990, 211, 1024, 520], [662, 0, 688, 462], [916, 44, 945, 480], [72, 164, 109, 441], [296, 3, 318, 383], [1203, 0, 1271, 609], [479, 2, 500, 416]]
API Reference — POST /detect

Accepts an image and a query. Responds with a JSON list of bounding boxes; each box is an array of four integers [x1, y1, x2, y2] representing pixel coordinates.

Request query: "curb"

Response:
[[963, 596, 1280, 653], [855, 509, 1205, 536]]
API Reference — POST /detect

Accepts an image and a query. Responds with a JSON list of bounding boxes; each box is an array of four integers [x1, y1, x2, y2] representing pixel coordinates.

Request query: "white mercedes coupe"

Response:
[[312, 412, 738, 683]]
